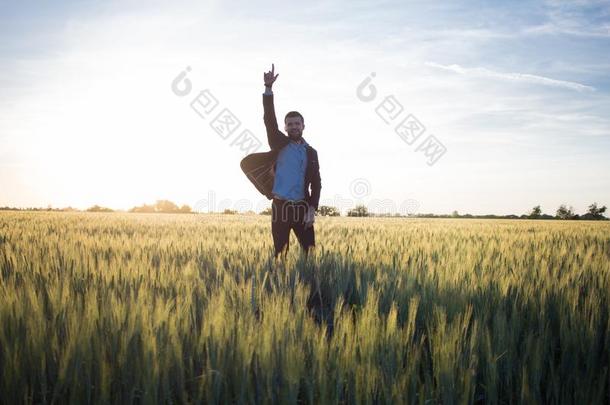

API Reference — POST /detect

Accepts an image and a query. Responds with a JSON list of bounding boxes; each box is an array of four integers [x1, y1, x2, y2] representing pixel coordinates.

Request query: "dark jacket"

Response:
[[240, 94, 322, 210]]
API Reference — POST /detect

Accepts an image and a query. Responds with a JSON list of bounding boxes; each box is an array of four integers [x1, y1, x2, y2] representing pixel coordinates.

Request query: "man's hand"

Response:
[[304, 205, 315, 229], [264, 63, 279, 87]]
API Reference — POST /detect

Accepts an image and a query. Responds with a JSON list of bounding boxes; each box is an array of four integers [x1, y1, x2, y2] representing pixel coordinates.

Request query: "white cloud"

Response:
[[424, 62, 595, 92]]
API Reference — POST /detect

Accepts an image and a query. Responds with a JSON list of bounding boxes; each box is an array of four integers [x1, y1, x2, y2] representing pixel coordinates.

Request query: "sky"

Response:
[[1, 0, 609, 215]]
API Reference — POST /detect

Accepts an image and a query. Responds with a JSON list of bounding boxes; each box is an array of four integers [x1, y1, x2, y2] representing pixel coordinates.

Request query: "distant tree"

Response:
[[528, 205, 542, 219], [86, 205, 114, 212], [155, 200, 179, 213], [556, 204, 576, 220], [588, 202, 606, 216], [128, 200, 193, 213], [259, 207, 273, 215], [222, 209, 238, 214], [178, 204, 192, 213], [582, 202, 607, 220], [318, 205, 340, 216], [129, 204, 155, 213], [451, 210, 459, 218], [347, 205, 369, 217]]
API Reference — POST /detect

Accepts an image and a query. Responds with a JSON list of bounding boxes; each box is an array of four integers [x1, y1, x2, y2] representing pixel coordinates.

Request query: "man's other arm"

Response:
[[262, 64, 287, 150], [307, 149, 322, 211], [263, 87, 288, 150]]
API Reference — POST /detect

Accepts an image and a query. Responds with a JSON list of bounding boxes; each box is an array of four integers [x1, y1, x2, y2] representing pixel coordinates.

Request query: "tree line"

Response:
[[1, 201, 607, 220], [0, 200, 192, 214], [311, 202, 606, 220]]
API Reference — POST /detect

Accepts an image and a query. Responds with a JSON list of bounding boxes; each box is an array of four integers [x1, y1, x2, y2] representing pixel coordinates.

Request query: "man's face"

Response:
[[284, 116, 304, 140]]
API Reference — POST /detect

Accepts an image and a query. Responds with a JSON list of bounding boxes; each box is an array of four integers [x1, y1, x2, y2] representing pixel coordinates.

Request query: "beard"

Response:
[[288, 130, 302, 140]]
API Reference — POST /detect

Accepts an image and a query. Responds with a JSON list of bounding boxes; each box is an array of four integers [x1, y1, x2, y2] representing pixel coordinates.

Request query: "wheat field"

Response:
[[0, 211, 608, 404]]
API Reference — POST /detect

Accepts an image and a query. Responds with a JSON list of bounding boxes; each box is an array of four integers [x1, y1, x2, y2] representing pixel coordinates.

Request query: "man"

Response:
[[240, 63, 322, 258]]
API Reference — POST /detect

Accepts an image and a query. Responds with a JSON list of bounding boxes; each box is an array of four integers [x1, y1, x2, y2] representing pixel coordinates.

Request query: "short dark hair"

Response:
[[284, 111, 304, 125]]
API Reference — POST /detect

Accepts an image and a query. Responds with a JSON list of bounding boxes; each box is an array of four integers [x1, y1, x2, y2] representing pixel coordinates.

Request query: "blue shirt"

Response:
[[272, 138, 308, 201]]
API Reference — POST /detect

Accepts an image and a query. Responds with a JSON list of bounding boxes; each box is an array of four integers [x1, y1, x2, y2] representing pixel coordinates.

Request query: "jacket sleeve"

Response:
[[263, 94, 289, 150], [307, 149, 322, 210]]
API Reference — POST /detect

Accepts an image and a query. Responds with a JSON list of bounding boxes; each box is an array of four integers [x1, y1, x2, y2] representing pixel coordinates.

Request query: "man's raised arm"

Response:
[[262, 63, 288, 150]]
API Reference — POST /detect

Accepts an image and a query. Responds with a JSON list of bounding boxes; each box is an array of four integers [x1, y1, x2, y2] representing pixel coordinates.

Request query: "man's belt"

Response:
[[273, 196, 307, 205]]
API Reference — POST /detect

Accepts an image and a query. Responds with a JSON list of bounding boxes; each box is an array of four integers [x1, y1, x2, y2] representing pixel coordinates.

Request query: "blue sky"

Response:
[[1, 0, 609, 215]]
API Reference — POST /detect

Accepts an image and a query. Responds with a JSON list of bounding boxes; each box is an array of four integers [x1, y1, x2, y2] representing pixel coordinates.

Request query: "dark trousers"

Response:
[[271, 198, 315, 258]]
